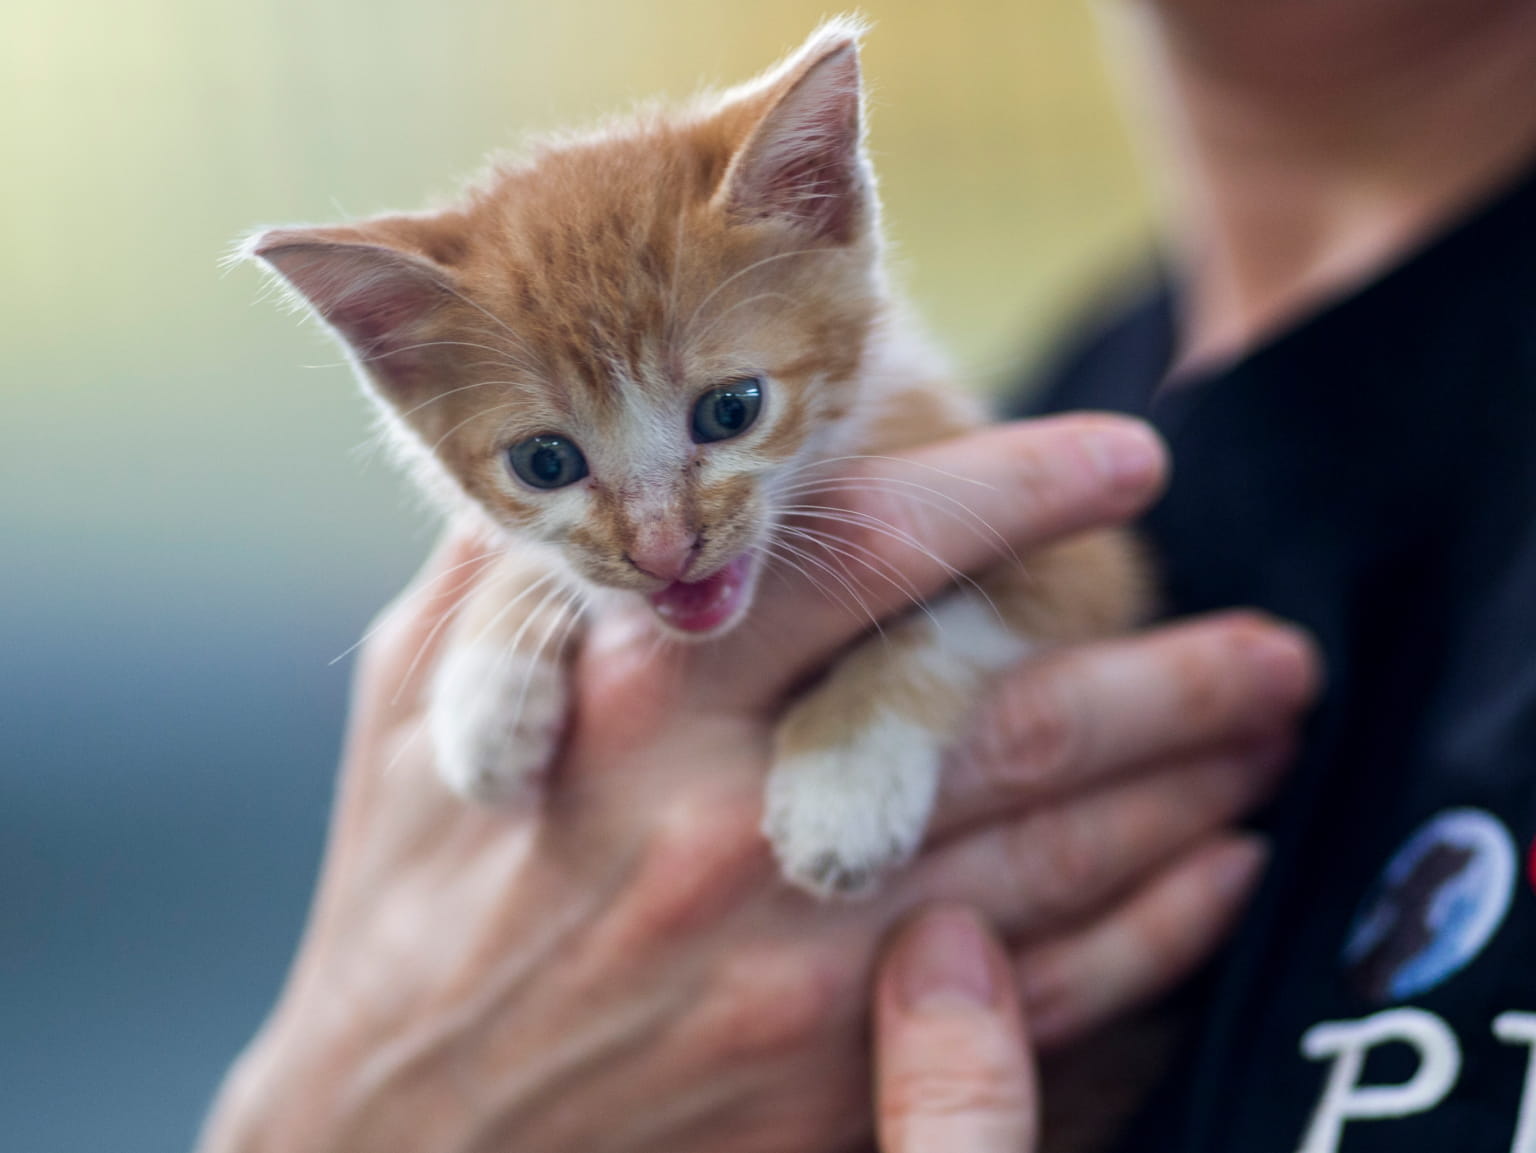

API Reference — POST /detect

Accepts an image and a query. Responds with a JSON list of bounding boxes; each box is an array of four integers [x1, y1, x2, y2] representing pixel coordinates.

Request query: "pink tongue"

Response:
[[648, 555, 752, 633]]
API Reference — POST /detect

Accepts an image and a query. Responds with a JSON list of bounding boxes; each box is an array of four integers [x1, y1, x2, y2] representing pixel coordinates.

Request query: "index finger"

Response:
[[689, 414, 1168, 709], [352, 523, 502, 715]]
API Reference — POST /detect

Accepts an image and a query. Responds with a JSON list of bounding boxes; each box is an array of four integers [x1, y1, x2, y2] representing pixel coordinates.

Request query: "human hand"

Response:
[[874, 907, 1038, 1153], [196, 415, 1318, 1153]]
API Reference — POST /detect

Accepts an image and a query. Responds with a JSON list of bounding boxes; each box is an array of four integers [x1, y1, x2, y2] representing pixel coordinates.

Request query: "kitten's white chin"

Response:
[[647, 553, 757, 639]]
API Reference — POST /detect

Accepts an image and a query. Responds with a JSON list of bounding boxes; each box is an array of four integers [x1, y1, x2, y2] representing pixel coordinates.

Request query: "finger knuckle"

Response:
[[982, 666, 1081, 793], [579, 645, 688, 745], [694, 948, 843, 1061], [1016, 804, 1105, 924], [1017, 948, 1073, 1021], [620, 794, 772, 944], [1007, 416, 1124, 523]]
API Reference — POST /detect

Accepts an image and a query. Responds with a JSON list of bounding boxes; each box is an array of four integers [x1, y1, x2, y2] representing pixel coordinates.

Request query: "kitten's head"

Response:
[[247, 20, 886, 637]]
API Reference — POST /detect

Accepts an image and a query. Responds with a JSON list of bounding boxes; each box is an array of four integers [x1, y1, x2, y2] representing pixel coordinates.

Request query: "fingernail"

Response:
[[1213, 836, 1270, 900], [1247, 628, 1320, 702], [897, 908, 999, 1011], [1079, 422, 1167, 490]]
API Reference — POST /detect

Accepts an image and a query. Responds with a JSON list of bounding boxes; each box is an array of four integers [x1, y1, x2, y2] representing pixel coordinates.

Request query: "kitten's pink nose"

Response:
[[626, 532, 700, 583]]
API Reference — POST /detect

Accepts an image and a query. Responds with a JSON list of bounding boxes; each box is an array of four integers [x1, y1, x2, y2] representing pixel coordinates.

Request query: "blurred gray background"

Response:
[[0, 1, 1149, 1148]]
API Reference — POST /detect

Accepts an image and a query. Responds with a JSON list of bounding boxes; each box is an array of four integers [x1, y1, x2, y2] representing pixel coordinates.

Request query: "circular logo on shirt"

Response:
[[1341, 808, 1516, 1003]]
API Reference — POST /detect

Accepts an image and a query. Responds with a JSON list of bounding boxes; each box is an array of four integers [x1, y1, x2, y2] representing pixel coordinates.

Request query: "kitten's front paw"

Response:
[[763, 717, 942, 899], [430, 643, 568, 804]]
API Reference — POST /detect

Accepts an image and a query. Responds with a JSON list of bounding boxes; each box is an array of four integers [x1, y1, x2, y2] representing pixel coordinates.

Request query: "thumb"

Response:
[[874, 906, 1038, 1153]]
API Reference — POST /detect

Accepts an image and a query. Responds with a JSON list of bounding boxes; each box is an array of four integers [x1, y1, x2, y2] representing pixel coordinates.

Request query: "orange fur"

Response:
[[247, 14, 1147, 890]]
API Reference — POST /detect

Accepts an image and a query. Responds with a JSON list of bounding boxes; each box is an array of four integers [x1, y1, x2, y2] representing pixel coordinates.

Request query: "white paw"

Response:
[[762, 715, 942, 899], [430, 643, 568, 804]]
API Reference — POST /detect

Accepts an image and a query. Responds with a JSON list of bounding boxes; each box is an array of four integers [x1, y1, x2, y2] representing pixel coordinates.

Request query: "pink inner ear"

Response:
[[254, 237, 451, 366], [726, 44, 866, 243], [325, 268, 440, 352]]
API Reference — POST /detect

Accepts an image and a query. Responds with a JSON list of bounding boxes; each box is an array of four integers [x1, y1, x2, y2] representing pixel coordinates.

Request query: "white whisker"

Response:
[[391, 378, 528, 422], [777, 524, 939, 628], [689, 290, 796, 346], [777, 476, 1018, 565], [381, 714, 433, 783], [683, 247, 836, 334], [750, 540, 858, 626], [329, 545, 505, 666], [390, 569, 562, 708], [764, 533, 885, 638], [774, 452, 998, 491], [386, 597, 468, 710], [507, 588, 587, 739], [436, 287, 546, 367], [778, 504, 1002, 621], [427, 401, 523, 455]]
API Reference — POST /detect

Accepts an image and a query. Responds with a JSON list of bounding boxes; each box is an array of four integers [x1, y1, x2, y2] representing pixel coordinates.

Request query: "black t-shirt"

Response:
[[1018, 163, 1536, 1152]]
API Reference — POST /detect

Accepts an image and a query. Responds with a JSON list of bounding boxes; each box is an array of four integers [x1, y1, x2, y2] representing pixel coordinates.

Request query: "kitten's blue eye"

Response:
[[507, 434, 588, 490], [691, 378, 763, 443]]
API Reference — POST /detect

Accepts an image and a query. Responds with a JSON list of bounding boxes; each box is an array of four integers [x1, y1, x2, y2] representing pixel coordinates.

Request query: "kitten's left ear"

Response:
[[718, 28, 872, 245], [241, 222, 459, 398]]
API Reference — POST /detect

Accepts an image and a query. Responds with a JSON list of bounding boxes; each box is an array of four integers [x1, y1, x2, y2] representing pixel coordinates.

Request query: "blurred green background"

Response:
[[1, 2, 1148, 1148]]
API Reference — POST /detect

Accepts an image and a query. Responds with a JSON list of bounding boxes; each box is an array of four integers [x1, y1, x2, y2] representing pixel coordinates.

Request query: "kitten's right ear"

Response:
[[718, 22, 873, 245], [241, 225, 457, 393]]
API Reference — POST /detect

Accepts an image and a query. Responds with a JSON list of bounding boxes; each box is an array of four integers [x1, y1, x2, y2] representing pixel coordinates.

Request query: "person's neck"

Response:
[[1116, 0, 1536, 374]]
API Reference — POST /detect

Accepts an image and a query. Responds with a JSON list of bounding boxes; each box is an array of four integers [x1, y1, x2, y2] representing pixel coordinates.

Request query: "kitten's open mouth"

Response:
[[647, 554, 755, 635]]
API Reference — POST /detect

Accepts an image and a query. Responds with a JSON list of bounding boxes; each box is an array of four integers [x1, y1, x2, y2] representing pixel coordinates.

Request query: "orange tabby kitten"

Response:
[[243, 19, 1148, 898]]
